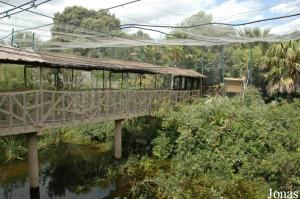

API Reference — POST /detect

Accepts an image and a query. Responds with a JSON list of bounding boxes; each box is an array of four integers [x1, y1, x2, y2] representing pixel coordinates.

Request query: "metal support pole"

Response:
[[114, 119, 123, 159], [11, 28, 14, 46], [201, 55, 204, 75], [248, 44, 253, 85], [32, 32, 35, 51], [221, 46, 225, 96], [27, 132, 39, 189]]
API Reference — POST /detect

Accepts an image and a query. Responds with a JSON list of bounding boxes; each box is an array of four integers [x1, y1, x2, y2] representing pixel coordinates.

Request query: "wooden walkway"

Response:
[[0, 89, 200, 136]]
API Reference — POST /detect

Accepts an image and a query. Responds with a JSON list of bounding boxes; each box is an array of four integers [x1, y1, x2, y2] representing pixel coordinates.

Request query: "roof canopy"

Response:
[[0, 46, 204, 78]]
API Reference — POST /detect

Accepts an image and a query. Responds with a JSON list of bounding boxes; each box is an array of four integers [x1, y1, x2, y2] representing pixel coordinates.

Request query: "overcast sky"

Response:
[[0, 0, 300, 40]]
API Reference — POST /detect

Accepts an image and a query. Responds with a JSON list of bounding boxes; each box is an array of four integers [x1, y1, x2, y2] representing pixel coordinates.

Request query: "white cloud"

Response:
[[270, 18, 300, 35], [270, 0, 300, 14], [207, 0, 262, 22]]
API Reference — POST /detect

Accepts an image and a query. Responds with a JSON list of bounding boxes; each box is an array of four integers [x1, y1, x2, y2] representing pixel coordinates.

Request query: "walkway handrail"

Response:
[[0, 89, 201, 136]]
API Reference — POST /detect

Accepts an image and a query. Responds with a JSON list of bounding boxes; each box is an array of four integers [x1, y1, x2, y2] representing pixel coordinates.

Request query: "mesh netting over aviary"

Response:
[[1, 8, 300, 50]]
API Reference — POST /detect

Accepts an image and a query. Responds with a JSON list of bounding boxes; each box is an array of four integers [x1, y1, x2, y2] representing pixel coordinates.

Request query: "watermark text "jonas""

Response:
[[268, 189, 298, 199]]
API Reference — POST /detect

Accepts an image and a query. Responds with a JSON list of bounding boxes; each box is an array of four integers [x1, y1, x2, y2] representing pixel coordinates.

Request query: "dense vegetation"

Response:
[[115, 88, 300, 198]]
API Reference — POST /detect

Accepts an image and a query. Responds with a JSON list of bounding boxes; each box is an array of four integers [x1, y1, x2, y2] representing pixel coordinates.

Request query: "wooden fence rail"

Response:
[[0, 89, 201, 136]]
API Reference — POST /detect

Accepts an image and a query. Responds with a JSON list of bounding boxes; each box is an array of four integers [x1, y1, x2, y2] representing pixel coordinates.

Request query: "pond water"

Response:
[[0, 143, 129, 199]]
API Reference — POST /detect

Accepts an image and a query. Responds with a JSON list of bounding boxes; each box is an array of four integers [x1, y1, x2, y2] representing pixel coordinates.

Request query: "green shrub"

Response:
[[125, 87, 300, 198]]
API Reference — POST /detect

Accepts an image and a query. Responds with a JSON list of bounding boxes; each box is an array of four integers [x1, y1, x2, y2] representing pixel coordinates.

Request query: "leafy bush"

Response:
[[122, 88, 300, 198]]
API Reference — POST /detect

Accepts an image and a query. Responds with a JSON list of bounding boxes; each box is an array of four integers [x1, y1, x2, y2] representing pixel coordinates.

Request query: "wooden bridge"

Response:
[[0, 46, 204, 197]]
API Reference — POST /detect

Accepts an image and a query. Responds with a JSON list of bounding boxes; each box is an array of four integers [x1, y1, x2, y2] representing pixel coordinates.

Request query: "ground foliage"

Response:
[[118, 88, 300, 199]]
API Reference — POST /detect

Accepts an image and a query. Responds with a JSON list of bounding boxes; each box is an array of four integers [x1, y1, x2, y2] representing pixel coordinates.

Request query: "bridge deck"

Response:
[[0, 89, 200, 136]]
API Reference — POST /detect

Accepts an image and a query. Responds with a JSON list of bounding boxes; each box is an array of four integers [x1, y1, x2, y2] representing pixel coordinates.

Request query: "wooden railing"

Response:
[[0, 89, 201, 136]]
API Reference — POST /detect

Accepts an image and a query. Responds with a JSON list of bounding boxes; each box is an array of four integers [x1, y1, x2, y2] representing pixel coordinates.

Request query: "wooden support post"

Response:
[[27, 132, 39, 190], [109, 72, 112, 89], [24, 66, 27, 88], [200, 78, 203, 96], [39, 67, 42, 90], [184, 77, 188, 90], [172, 76, 176, 90], [71, 69, 74, 90], [171, 75, 175, 90], [126, 73, 129, 89], [178, 76, 182, 90], [102, 70, 105, 90], [196, 78, 200, 89], [56, 68, 61, 91], [191, 78, 195, 90], [121, 72, 124, 89], [139, 74, 142, 89], [115, 119, 123, 159]]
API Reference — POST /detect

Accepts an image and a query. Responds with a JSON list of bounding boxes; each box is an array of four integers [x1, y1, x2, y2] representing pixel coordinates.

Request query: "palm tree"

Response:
[[262, 41, 300, 95]]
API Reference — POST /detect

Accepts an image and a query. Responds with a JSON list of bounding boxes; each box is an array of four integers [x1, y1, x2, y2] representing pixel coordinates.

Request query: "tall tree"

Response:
[[262, 41, 300, 95]]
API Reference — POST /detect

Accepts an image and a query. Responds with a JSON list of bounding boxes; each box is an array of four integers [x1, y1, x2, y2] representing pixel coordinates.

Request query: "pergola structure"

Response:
[[0, 45, 204, 194], [224, 77, 246, 94]]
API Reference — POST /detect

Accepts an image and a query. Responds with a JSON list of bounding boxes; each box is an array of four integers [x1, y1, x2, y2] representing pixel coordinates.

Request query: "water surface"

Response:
[[0, 143, 129, 199]]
